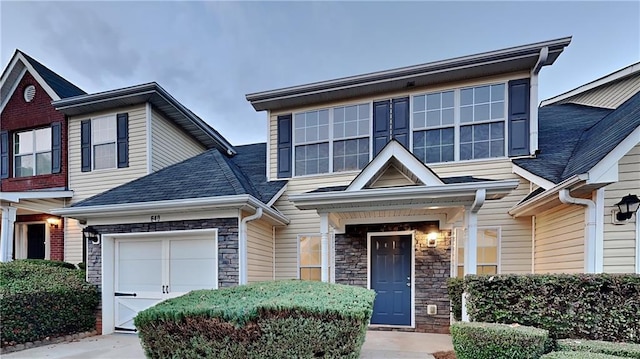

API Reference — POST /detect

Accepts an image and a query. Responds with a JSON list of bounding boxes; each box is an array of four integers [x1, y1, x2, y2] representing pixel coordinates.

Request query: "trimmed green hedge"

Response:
[[134, 280, 375, 358], [0, 261, 99, 347], [541, 352, 625, 359], [464, 274, 640, 342], [447, 277, 464, 321], [451, 322, 548, 359], [15, 259, 77, 270], [556, 339, 640, 358]]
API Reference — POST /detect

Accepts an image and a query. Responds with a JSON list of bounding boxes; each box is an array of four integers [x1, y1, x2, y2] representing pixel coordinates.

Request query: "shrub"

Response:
[[541, 352, 625, 359], [0, 261, 99, 347], [16, 259, 77, 270], [556, 339, 640, 358], [464, 274, 640, 342], [134, 280, 375, 359], [451, 322, 548, 359], [447, 277, 464, 321]]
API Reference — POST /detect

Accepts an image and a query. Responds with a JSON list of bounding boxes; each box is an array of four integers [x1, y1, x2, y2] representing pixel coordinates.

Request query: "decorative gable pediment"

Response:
[[346, 140, 443, 191]]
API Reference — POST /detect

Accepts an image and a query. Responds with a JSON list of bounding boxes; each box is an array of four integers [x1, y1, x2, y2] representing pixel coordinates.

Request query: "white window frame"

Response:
[[292, 103, 372, 177], [410, 82, 508, 164], [13, 127, 52, 177], [455, 226, 502, 277], [91, 115, 118, 171], [297, 233, 333, 282]]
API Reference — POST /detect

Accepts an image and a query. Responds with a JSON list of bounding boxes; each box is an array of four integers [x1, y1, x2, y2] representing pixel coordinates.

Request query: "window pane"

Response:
[[474, 141, 489, 159], [460, 126, 472, 143], [413, 112, 426, 129], [333, 138, 369, 172], [426, 110, 440, 127], [460, 143, 472, 160], [426, 93, 441, 110], [474, 104, 490, 122], [94, 143, 116, 170], [319, 109, 329, 125], [300, 268, 322, 281], [15, 131, 33, 155], [474, 124, 489, 141], [35, 128, 52, 152], [93, 116, 116, 144], [442, 91, 454, 108], [490, 122, 504, 139], [413, 95, 425, 112], [491, 102, 504, 120], [442, 108, 454, 125], [36, 152, 52, 175], [475, 86, 490, 103], [460, 88, 473, 106], [442, 145, 454, 162], [491, 140, 504, 157], [345, 105, 357, 122], [491, 84, 505, 101], [442, 128, 454, 145], [358, 104, 369, 120], [426, 148, 440, 163], [15, 155, 34, 177], [460, 106, 473, 123]]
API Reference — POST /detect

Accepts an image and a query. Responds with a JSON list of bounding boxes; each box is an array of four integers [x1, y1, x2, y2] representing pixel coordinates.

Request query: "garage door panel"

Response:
[[117, 241, 163, 293], [116, 297, 162, 331], [169, 239, 216, 293]]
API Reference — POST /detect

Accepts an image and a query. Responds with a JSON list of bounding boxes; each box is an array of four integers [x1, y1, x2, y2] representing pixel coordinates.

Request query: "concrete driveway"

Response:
[[4, 331, 452, 359]]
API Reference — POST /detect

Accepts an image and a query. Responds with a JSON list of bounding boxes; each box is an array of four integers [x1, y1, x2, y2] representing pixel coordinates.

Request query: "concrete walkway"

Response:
[[4, 331, 452, 359]]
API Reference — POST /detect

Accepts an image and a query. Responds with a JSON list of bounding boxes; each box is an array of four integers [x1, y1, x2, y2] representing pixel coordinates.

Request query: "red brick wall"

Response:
[[15, 213, 64, 261], [1, 71, 68, 191]]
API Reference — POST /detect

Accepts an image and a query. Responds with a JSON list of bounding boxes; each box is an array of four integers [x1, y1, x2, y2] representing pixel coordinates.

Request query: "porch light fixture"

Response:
[[83, 227, 100, 245], [47, 217, 60, 228], [426, 232, 438, 248], [614, 194, 640, 221]]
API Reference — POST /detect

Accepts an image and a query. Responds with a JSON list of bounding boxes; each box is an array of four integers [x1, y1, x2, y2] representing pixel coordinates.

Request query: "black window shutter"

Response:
[[392, 97, 410, 149], [0, 130, 8, 179], [277, 114, 292, 178], [373, 100, 391, 155], [117, 113, 129, 168], [80, 120, 91, 172], [51, 122, 62, 174], [508, 78, 530, 156]]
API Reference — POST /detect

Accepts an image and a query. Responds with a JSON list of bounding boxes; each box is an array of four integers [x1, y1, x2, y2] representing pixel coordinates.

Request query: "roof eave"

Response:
[[508, 174, 588, 217], [52, 194, 289, 225], [52, 83, 236, 155], [246, 37, 571, 111]]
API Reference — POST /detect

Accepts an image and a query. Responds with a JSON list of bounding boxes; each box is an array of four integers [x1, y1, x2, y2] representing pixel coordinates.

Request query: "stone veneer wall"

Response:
[[86, 218, 239, 290], [334, 221, 451, 334]]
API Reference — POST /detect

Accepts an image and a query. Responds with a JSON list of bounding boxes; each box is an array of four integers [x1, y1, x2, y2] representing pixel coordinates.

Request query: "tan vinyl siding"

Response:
[[556, 74, 640, 109], [370, 166, 415, 188], [64, 218, 83, 265], [246, 218, 275, 283], [66, 105, 148, 263], [273, 159, 533, 279], [151, 108, 206, 172], [533, 204, 585, 273], [603, 143, 640, 273]]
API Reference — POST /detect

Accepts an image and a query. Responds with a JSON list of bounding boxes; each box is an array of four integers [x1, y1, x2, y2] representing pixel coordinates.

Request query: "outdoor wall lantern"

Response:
[[614, 194, 640, 222], [83, 226, 100, 245], [426, 232, 438, 248], [46, 217, 60, 228]]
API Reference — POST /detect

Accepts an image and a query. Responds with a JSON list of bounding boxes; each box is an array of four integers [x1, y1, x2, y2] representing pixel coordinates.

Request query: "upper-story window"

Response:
[[92, 116, 117, 170], [293, 104, 371, 176], [80, 113, 128, 172], [412, 83, 506, 163], [14, 128, 52, 177]]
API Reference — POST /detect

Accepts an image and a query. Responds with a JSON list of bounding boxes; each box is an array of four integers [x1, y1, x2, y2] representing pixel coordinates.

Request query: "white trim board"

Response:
[[588, 125, 640, 185], [512, 164, 554, 189], [367, 231, 415, 329]]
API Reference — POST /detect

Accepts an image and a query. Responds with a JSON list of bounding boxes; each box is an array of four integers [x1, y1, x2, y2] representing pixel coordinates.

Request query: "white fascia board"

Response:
[[588, 125, 640, 185], [508, 174, 587, 217], [51, 195, 289, 225], [541, 62, 640, 107], [266, 183, 288, 207], [0, 67, 26, 113], [7, 54, 61, 103], [0, 191, 74, 203], [511, 164, 555, 189], [292, 180, 519, 209]]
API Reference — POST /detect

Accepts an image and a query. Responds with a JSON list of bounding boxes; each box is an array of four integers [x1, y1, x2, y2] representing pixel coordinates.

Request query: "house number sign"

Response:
[[150, 215, 161, 222]]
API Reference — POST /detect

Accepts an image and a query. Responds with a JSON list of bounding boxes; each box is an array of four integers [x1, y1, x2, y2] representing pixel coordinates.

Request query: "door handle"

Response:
[[406, 282, 411, 287], [166, 285, 169, 294], [162, 285, 166, 294]]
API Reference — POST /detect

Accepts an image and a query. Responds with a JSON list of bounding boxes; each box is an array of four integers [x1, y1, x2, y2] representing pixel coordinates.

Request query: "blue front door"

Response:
[[370, 235, 412, 326]]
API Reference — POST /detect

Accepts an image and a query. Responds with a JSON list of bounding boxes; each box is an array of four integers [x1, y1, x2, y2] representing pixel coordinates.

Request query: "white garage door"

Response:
[[114, 235, 217, 332]]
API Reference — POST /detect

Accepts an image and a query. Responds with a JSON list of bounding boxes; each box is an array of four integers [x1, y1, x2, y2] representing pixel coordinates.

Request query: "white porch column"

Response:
[[320, 212, 330, 282], [461, 189, 485, 322], [0, 206, 17, 262]]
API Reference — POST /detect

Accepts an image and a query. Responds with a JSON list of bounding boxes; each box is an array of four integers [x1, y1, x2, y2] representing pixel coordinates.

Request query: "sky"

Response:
[[1, 1, 639, 145]]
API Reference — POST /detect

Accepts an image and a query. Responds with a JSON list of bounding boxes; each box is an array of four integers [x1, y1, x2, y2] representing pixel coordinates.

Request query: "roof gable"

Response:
[[347, 140, 443, 191], [0, 50, 85, 112]]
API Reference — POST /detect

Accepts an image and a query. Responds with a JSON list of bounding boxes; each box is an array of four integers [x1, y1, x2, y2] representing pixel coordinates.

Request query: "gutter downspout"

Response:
[[462, 189, 486, 322], [530, 46, 548, 155], [239, 208, 263, 285], [559, 189, 596, 273]]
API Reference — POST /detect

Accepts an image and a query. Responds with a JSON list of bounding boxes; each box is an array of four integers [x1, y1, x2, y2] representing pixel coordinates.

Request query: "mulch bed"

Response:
[[432, 350, 456, 359]]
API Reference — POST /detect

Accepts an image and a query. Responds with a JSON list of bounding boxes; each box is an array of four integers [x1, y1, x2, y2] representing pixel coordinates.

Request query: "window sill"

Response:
[[5, 173, 59, 182]]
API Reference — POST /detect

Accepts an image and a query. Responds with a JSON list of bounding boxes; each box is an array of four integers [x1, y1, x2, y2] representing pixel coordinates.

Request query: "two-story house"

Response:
[[1, 50, 85, 262], [55, 37, 640, 335]]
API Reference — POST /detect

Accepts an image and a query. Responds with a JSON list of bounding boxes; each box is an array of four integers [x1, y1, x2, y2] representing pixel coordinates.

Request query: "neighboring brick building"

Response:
[[0, 50, 85, 262]]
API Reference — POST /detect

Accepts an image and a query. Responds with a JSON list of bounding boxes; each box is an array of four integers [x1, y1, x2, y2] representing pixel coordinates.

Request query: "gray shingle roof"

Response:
[[20, 51, 86, 98], [513, 104, 613, 183], [72, 143, 285, 208]]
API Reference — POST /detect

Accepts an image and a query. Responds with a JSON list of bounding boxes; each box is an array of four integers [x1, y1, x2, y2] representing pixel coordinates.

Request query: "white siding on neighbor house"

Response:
[[533, 204, 585, 273], [272, 159, 533, 280], [64, 218, 84, 265], [555, 73, 640, 109], [66, 105, 148, 263], [246, 218, 275, 283], [603, 143, 640, 273], [150, 108, 206, 172]]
